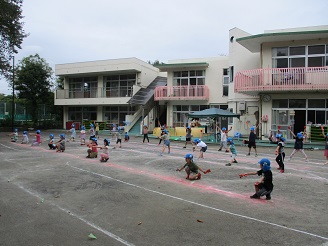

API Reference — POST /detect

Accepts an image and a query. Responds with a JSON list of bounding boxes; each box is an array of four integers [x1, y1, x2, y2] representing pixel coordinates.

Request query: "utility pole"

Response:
[[11, 55, 15, 131]]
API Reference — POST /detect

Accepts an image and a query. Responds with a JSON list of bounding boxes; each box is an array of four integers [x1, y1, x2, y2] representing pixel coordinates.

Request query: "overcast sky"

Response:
[[1, 0, 327, 94]]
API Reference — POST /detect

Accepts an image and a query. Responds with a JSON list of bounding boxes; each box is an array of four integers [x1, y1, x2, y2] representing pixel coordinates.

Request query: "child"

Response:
[[97, 138, 110, 162], [143, 125, 149, 143], [48, 134, 56, 150], [158, 125, 165, 146], [159, 129, 170, 156], [80, 126, 86, 145], [86, 137, 98, 158], [124, 132, 130, 142], [67, 123, 76, 142], [246, 121, 261, 156], [193, 138, 207, 159], [217, 125, 232, 152], [288, 126, 308, 161], [30, 130, 42, 146], [225, 138, 238, 166], [21, 131, 29, 144], [176, 154, 207, 180], [321, 126, 328, 165], [183, 126, 193, 148], [95, 122, 100, 139], [274, 134, 285, 173], [89, 123, 95, 140], [114, 127, 122, 149], [239, 158, 273, 200], [8, 128, 18, 142], [55, 134, 66, 152]]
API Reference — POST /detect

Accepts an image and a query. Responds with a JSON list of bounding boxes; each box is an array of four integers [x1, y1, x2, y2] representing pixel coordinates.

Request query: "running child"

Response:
[[225, 138, 238, 166], [217, 125, 232, 152], [67, 123, 76, 142], [183, 126, 193, 148], [7, 128, 18, 142], [159, 129, 170, 156], [288, 126, 308, 161], [158, 125, 165, 146], [80, 126, 86, 145], [239, 158, 274, 200], [48, 134, 56, 150], [321, 126, 328, 165], [193, 138, 207, 159], [143, 125, 149, 143], [55, 134, 66, 152], [274, 134, 285, 173], [176, 154, 207, 180], [21, 131, 29, 144], [86, 137, 98, 158], [30, 130, 42, 146], [97, 138, 110, 162]]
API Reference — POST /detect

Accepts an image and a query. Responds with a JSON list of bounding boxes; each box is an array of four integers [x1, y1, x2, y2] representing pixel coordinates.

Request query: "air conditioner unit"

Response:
[[238, 101, 246, 111]]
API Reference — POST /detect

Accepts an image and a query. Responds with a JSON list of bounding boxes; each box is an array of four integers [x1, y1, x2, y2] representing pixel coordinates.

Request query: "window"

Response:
[[173, 104, 209, 127], [68, 107, 97, 121], [69, 77, 98, 98], [308, 99, 325, 108], [272, 45, 328, 68], [223, 68, 229, 96], [173, 70, 206, 86], [104, 74, 136, 97], [103, 106, 136, 125]]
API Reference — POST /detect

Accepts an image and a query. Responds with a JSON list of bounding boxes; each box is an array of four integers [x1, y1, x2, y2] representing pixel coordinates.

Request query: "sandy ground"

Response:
[[0, 131, 327, 246]]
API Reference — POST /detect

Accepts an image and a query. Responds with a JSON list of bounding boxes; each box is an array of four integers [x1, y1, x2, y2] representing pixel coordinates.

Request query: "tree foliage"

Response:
[[0, 0, 28, 79], [15, 54, 54, 124]]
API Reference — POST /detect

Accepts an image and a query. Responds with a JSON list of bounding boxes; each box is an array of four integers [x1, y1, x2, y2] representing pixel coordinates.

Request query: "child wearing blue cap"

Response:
[[48, 134, 56, 150], [7, 128, 18, 142], [193, 138, 207, 159], [159, 129, 170, 156], [55, 134, 66, 152], [225, 138, 238, 166], [86, 137, 98, 158], [217, 125, 232, 152], [176, 154, 208, 180], [80, 126, 86, 145], [288, 127, 308, 161], [21, 131, 29, 144], [239, 158, 273, 200], [246, 121, 261, 157], [30, 130, 42, 146], [67, 123, 76, 142]]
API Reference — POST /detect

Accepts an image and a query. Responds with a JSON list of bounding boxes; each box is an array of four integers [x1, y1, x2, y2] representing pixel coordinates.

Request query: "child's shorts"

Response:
[[201, 146, 207, 152], [89, 152, 97, 158], [116, 139, 122, 144], [164, 140, 170, 146]]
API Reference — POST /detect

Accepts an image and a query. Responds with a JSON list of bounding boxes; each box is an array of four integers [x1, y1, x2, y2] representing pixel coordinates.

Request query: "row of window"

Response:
[[272, 45, 328, 68], [272, 99, 328, 108]]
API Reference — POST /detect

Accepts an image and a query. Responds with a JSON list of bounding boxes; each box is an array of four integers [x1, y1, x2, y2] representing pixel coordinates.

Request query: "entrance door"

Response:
[[294, 110, 306, 134]]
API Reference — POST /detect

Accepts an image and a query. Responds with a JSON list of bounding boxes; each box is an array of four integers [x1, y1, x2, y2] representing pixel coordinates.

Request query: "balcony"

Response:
[[154, 85, 209, 101], [55, 88, 133, 99], [235, 67, 328, 95]]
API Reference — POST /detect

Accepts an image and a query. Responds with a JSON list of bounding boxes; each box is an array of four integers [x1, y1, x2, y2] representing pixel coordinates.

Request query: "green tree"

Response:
[[15, 54, 54, 125], [0, 0, 28, 79]]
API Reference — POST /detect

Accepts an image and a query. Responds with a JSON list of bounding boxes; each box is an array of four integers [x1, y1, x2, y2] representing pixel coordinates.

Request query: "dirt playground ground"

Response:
[[0, 130, 327, 246]]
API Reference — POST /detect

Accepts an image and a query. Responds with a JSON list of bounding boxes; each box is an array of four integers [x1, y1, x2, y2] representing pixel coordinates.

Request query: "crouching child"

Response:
[[239, 158, 273, 200]]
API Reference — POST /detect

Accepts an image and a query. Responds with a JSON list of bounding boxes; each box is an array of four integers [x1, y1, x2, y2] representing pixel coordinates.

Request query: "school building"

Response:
[[54, 25, 328, 140]]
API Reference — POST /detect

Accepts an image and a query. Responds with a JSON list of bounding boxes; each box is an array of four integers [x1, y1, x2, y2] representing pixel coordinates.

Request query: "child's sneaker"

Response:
[[246, 153, 250, 156], [225, 150, 230, 153], [218, 149, 222, 151], [233, 160, 238, 163], [279, 170, 284, 173], [277, 167, 281, 170], [266, 196, 271, 200], [305, 158, 309, 162], [183, 146, 186, 148], [168, 151, 170, 154], [196, 173, 201, 180], [255, 154, 258, 157], [250, 194, 260, 199], [225, 163, 232, 166], [159, 153, 163, 156]]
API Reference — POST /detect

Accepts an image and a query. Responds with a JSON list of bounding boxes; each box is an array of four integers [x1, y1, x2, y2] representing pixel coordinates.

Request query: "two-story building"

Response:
[[55, 25, 328, 140]]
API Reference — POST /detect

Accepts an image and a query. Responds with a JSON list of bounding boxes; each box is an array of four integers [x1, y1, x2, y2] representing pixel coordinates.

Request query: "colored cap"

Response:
[[184, 154, 193, 159]]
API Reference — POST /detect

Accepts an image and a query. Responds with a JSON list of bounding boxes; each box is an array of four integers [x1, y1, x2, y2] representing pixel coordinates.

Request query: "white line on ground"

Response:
[[16, 184, 135, 246], [66, 162, 328, 242]]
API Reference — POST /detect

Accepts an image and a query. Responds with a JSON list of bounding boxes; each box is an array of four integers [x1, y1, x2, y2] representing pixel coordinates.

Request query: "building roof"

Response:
[[155, 62, 209, 71], [236, 29, 328, 52]]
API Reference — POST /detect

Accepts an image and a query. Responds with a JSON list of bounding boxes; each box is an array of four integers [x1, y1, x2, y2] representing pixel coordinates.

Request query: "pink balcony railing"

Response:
[[235, 67, 328, 95], [154, 85, 209, 101]]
